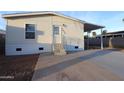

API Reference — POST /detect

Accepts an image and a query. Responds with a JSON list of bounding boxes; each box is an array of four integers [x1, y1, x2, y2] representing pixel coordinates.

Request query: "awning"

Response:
[[84, 22, 105, 32]]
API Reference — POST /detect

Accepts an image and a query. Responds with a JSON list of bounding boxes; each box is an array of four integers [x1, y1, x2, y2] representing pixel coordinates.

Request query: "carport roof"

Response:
[[2, 11, 105, 31], [84, 22, 105, 32]]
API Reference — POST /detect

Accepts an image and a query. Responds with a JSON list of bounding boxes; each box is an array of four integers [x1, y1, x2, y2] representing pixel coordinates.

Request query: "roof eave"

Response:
[[2, 11, 86, 23], [2, 11, 105, 31]]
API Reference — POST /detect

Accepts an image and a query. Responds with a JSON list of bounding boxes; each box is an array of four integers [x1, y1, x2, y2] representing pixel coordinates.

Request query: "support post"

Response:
[[87, 31, 90, 49], [101, 29, 103, 50], [87, 32, 89, 49]]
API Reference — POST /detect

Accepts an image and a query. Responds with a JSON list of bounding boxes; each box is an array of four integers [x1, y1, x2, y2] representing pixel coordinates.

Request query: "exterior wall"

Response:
[[6, 15, 53, 55], [6, 15, 84, 55], [52, 16, 84, 51]]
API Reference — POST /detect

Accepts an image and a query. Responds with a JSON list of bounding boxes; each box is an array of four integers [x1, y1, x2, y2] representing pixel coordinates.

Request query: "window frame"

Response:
[[25, 24, 36, 39]]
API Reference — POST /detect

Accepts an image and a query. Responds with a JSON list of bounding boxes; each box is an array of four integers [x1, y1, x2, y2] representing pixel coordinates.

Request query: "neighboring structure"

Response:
[[96, 30, 124, 38], [103, 30, 124, 38], [85, 30, 124, 49], [3, 12, 104, 55], [0, 29, 6, 55]]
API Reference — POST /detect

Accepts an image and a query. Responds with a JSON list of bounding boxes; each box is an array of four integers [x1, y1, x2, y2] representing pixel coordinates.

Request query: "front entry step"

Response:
[[54, 44, 66, 55]]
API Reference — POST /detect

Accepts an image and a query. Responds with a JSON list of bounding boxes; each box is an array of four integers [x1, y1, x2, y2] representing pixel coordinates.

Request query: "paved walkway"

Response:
[[32, 50, 124, 81]]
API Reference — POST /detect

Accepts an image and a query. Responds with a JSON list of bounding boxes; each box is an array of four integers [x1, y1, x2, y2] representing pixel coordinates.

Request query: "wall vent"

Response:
[[75, 46, 79, 49], [39, 47, 44, 50], [16, 48, 22, 51]]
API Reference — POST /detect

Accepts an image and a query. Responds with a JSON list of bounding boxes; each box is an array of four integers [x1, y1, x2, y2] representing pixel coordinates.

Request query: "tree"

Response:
[[122, 18, 124, 22], [102, 30, 107, 35]]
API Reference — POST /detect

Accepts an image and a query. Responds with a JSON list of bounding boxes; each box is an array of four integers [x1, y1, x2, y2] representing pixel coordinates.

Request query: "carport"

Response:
[[84, 22, 105, 49]]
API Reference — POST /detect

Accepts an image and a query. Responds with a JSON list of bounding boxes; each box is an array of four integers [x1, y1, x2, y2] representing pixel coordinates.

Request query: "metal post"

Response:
[[87, 31, 91, 49], [101, 29, 103, 50], [87, 31, 89, 49]]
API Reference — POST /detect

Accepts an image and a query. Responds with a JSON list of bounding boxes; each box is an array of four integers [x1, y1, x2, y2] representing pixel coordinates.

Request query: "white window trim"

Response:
[[25, 24, 36, 39]]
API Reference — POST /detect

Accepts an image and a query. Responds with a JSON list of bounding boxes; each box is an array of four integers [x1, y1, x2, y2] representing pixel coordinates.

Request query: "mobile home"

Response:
[[3, 12, 104, 55]]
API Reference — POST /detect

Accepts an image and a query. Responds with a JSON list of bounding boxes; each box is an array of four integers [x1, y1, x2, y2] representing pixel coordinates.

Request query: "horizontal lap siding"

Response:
[[6, 16, 53, 55], [53, 16, 84, 51], [6, 15, 84, 55], [6, 43, 52, 55]]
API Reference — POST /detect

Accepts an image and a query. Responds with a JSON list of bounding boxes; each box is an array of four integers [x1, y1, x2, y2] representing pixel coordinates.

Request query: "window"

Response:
[[53, 26, 59, 35], [25, 24, 35, 39]]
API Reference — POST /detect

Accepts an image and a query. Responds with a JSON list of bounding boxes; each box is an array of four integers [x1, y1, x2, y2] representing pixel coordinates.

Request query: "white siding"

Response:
[[6, 16, 53, 55], [6, 15, 84, 55]]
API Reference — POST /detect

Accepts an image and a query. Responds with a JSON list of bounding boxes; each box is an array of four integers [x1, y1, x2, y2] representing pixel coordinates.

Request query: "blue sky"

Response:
[[1, 11, 124, 34]]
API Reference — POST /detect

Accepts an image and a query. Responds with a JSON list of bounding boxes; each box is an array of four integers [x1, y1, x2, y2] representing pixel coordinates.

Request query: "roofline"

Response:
[[84, 22, 105, 28], [2, 11, 85, 23], [2, 11, 105, 28]]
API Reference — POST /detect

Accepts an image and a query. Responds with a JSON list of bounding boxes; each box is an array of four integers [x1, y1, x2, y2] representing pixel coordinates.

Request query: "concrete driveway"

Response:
[[32, 49, 124, 81]]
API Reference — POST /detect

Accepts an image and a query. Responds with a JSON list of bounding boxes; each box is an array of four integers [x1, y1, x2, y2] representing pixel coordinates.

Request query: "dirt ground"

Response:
[[0, 54, 39, 81]]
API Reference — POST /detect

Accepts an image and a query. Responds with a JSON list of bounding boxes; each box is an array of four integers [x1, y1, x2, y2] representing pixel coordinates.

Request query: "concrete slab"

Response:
[[89, 51, 124, 78], [32, 50, 124, 81]]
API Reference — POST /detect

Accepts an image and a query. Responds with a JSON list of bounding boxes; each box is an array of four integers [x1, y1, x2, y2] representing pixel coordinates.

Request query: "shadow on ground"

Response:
[[33, 50, 113, 80]]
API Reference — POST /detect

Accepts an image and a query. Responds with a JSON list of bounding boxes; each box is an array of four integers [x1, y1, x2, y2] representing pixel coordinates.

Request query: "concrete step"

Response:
[[54, 44, 66, 55]]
